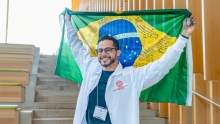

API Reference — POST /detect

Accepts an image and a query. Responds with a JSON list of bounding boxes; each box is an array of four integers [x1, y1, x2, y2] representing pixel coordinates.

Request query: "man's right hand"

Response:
[[65, 12, 71, 22]]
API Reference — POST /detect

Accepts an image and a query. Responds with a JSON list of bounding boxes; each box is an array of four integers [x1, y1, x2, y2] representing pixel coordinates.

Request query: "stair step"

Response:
[[38, 65, 56, 74], [140, 117, 165, 124], [35, 96, 77, 102], [139, 109, 156, 117], [32, 117, 165, 124], [35, 85, 79, 90], [39, 59, 57, 64], [32, 118, 73, 124], [32, 104, 156, 116], [39, 55, 57, 60], [37, 75, 74, 82], [140, 102, 149, 109], [39, 58, 57, 61], [32, 117, 164, 124], [39, 59, 56, 65], [37, 80, 78, 86], [33, 102, 77, 109], [35, 90, 79, 96], [38, 64, 56, 68], [33, 109, 75, 118], [40, 55, 57, 58]]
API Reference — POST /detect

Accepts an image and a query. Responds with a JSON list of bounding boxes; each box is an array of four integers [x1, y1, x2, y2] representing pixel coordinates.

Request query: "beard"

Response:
[[98, 55, 116, 67]]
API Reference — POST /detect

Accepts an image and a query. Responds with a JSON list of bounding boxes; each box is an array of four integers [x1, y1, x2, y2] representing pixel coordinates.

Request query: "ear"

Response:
[[117, 50, 121, 57]]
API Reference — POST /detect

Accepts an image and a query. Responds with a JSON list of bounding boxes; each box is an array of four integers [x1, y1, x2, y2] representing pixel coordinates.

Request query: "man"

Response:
[[65, 13, 196, 124]]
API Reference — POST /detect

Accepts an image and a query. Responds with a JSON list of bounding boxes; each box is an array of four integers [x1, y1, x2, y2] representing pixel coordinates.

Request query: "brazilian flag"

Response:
[[55, 8, 193, 106]]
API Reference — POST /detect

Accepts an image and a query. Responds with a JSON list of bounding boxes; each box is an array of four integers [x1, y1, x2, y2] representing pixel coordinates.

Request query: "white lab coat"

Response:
[[66, 21, 188, 124]]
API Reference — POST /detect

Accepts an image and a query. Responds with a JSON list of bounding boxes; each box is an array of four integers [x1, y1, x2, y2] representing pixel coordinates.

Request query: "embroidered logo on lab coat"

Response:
[[113, 80, 128, 91]]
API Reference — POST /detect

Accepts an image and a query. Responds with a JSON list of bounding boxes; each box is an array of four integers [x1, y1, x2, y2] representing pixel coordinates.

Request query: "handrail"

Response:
[[192, 91, 220, 107]]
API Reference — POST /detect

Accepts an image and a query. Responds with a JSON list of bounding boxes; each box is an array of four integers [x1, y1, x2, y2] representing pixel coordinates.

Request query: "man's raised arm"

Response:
[[65, 13, 96, 75]]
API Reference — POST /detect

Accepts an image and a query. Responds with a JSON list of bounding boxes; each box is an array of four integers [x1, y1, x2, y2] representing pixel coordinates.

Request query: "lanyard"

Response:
[[97, 84, 99, 106], [96, 83, 107, 108]]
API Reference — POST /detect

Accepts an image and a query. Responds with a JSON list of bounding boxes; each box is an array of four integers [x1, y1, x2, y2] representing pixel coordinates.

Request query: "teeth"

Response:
[[102, 58, 108, 61]]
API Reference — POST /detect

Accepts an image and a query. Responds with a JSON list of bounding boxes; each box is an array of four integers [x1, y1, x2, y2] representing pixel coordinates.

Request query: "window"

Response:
[[0, 0, 71, 55], [0, 0, 7, 42]]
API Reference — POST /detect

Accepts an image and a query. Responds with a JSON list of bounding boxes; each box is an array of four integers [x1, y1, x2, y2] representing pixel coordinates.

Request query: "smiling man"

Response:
[[97, 35, 120, 70], [65, 13, 196, 124]]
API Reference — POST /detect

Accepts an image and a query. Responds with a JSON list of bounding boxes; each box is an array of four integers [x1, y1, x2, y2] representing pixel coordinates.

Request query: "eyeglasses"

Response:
[[96, 47, 117, 54]]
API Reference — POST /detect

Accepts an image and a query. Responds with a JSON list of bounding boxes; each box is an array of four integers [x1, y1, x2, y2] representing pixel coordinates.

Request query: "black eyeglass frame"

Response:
[[96, 47, 117, 54]]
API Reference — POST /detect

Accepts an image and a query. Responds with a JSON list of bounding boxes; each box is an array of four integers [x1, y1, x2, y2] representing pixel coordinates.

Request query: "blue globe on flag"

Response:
[[99, 20, 142, 68]]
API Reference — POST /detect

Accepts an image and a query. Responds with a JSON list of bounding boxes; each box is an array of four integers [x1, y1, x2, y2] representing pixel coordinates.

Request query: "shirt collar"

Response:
[[96, 62, 123, 76]]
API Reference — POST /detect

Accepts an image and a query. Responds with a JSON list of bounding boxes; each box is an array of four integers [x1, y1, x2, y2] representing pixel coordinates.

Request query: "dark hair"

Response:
[[97, 35, 120, 50]]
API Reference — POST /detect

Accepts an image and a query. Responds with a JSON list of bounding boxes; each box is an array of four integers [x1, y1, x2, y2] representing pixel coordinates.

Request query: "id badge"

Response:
[[93, 106, 108, 121]]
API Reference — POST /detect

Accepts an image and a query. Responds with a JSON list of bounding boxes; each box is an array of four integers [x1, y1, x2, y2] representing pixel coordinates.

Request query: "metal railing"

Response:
[[192, 91, 220, 107]]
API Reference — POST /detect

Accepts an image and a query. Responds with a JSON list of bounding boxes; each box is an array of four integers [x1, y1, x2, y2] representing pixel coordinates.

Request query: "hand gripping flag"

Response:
[[55, 8, 193, 106]]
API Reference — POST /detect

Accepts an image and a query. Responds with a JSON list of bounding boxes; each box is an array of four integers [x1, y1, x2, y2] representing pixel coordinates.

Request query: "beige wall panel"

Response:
[[78, 0, 89, 11], [194, 74, 210, 98], [100, 0, 103, 11], [175, 0, 186, 8], [212, 81, 220, 104], [194, 96, 211, 124], [147, 0, 154, 10], [89, 0, 93, 11], [123, 0, 128, 11], [192, 94, 195, 124], [179, 106, 191, 124], [72, 0, 82, 11], [102, 0, 106, 11], [127, 0, 132, 11], [212, 81, 220, 124], [164, 0, 173, 9], [149, 102, 157, 109], [108, 0, 112, 11], [98, 0, 101, 11], [213, 104, 220, 124], [158, 103, 168, 118], [119, 0, 123, 11], [168, 103, 180, 124], [188, 0, 203, 73], [105, 0, 108, 11], [134, 0, 139, 10], [114, 0, 119, 11], [140, 0, 146, 10], [155, 0, 162, 9], [204, 0, 220, 80], [193, 74, 211, 124], [91, 0, 96, 11]]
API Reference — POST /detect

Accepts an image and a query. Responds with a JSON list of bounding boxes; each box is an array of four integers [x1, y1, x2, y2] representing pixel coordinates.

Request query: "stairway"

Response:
[[32, 55, 165, 124], [32, 55, 78, 124]]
